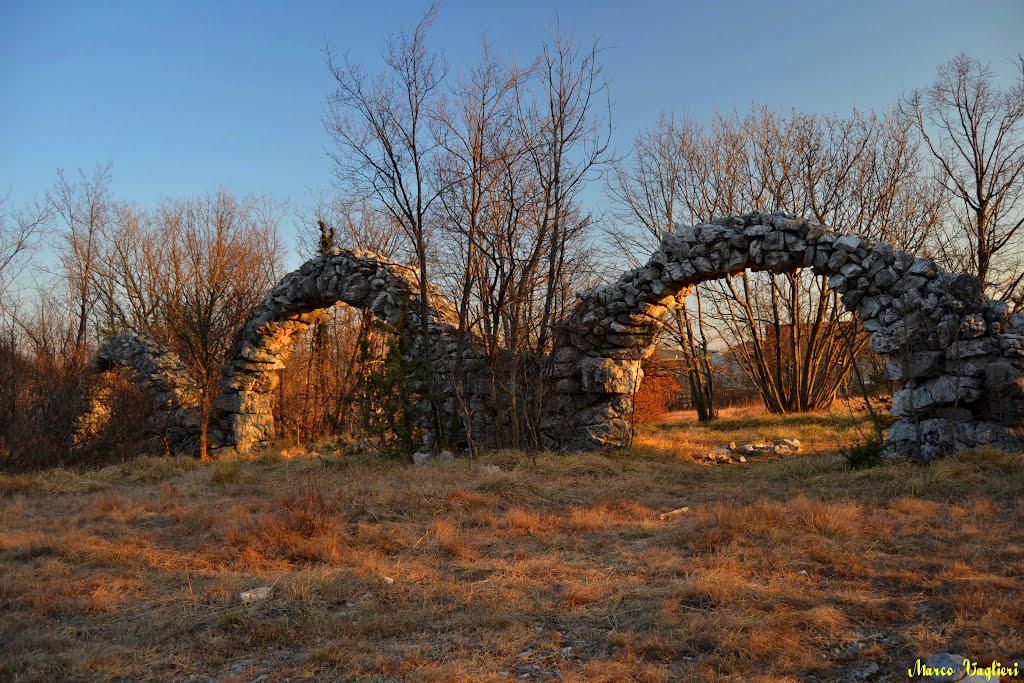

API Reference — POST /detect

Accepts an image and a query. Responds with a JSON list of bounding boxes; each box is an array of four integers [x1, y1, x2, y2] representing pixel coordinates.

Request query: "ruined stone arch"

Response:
[[547, 212, 1024, 460], [81, 333, 201, 453], [91, 213, 1024, 462], [213, 249, 466, 452]]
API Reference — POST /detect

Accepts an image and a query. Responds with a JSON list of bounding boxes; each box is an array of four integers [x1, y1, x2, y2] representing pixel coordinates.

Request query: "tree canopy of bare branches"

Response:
[[93, 191, 283, 457], [323, 13, 609, 450], [0, 193, 49, 308], [606, 105, 942, 413], [324, 4, 450, 443], [902, 53, 1024, 299]]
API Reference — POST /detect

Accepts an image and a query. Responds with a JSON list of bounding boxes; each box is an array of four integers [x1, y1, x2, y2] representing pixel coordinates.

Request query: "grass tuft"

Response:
[[209, 458, 241, 486], [0, 473, 35, 497]]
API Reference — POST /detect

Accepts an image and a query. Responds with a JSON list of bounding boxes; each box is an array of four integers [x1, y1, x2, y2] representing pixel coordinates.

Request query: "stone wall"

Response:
[[83, 333, 201, 453], [546, 212, 1024, 461], [211, 249, 481, 452], [92, 213, 1024, 461]]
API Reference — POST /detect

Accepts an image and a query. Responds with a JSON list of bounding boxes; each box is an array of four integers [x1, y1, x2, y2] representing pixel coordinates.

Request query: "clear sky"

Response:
[[2, 0, 1022, 259]]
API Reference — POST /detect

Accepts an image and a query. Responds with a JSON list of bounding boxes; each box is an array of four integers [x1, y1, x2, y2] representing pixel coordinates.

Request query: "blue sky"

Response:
[[2, 0, 1022, 258]]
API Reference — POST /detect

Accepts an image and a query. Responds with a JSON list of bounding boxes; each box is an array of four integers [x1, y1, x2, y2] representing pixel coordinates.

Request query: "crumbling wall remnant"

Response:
[[80, 333, 201, 453]]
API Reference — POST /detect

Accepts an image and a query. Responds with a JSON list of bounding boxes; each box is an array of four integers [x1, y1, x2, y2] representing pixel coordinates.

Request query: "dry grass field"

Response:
[[1, 407, 1022, 682]]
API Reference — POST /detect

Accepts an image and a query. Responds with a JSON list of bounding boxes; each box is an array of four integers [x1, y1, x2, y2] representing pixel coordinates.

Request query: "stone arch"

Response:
[[82, 333, 201, 453], [548, 212, 1024, 460], [214, 249, 466, 452]]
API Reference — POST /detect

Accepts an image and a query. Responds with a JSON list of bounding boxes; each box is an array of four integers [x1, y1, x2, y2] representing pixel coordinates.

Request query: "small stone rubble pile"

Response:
[[701, 438, 801, 464], [734, 437, 801, 456], [412, 450, 454, 465]]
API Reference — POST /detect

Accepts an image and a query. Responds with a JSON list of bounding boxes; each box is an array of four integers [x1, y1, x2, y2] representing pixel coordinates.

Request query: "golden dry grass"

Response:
[[1, 408, 1022, 682], [633, 400, 884, 460]]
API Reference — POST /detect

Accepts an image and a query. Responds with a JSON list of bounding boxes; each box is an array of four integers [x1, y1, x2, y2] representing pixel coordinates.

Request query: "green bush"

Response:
[[343, 305, 425, 457], [843, 438, 884, 469]]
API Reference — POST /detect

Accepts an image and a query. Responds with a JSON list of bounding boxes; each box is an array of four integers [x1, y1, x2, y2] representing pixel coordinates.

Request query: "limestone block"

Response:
[[827, 273, 850, 293], [999, 334, 1024, 357], [908, 258, 938, 277], [833, 235, 862, 251], [578, 356, 643, 395], [840, 288, 865, 309], [763, 232, 786, 251], [984, 360, 1024, 397], [891, 375, 981, 417], [884, 352, 943, 381], [948, 337, 999, 359], [874, 268, 899, 289]]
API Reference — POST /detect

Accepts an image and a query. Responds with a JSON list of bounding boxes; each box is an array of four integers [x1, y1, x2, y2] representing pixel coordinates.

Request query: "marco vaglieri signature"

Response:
[[907, 657, 1019, 680]]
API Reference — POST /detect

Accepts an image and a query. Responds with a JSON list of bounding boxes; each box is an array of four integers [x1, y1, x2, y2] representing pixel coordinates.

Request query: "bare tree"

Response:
[[324, 3, 449, 444], [94, 192, 282, 458], [518, 25, 610, 355], [0, 193, 49, 307], [159, 193, 282, 458], [514, 26, 610, 446], [434, 39, 525, 448], [432, 26, 609, 450], [605, 113, 717, 419], [901, 53, 1024, 298], [48, 163, 114, 358], [92, 202, 166, 335]]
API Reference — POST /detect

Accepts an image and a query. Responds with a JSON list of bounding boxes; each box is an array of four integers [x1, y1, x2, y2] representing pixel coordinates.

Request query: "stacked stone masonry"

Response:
[[92, 214, 1024, 461], [212, 248, 481, 453], [546, 212, 1024, 460], [87, 333, 202, 453]]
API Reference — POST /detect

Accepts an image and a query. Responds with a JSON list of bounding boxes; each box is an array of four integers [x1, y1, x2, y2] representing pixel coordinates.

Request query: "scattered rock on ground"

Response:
[[699, 438, 804, 464], [413, 450, 455, 465], [700, 447, 746, 464], [730, 437, 802, 457], [658, 506, 690, 521], [838, 632, 895, 660], [228, 660, 249, 674], [239, 586, 271, 603], [846, 661, 880, 681]]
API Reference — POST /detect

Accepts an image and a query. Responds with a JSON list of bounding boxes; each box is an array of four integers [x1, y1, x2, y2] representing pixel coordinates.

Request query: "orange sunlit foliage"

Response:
[[632, 374, 681, 424]]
